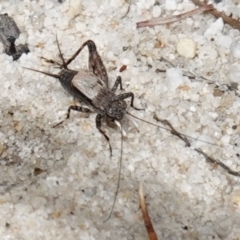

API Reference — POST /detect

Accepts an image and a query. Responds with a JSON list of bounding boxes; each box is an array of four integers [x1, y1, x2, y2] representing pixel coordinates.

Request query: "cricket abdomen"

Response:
[[59, 69, 93, 106]]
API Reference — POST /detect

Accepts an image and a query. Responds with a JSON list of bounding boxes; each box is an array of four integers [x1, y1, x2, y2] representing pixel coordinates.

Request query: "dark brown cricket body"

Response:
[[59, 68, 128, 121], [25, 39, 141, 155]]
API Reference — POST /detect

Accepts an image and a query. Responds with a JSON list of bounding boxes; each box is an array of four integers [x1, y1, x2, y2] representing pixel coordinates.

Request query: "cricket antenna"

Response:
[[55, 35, 68, 69], [24, 35, 69, 77], [126, 111, 220, 147], [104, 120, 124, 222]]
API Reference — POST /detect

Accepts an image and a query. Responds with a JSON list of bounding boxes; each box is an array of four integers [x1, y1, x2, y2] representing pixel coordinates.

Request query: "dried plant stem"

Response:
[[137, 4, 213, 28], [192, 0, 240, 31], [139, 183, 158, 240], [195, 149, 240, 177], [153, 113, 190, 147]]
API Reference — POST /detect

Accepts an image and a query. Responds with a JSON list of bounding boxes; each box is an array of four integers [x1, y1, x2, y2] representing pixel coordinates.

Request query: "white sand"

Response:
[[0, 0, 240, 239]]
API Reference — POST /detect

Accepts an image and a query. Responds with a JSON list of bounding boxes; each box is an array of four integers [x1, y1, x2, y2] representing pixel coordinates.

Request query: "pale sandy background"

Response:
[[0, 0, 240, 239]]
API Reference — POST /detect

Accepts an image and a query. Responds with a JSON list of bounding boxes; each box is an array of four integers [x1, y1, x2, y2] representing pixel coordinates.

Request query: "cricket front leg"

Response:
[[114, 92, 144, 111], [53, 105, 90, 128], [111, 76, 123, 92], [96, 114, 112, 156]]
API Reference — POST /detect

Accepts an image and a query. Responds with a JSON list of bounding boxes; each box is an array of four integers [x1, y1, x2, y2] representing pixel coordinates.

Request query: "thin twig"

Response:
[[153, 113, 191, 147], [155, 58, 240, 96], [137, 4, 213, 28], [139, 182, 159, 240], [121, 1, 131, 19], [192, 0, 240, 31], [195, 148, 240, 177], [155, 68, 215, 84], [127, 111, 219, 147]]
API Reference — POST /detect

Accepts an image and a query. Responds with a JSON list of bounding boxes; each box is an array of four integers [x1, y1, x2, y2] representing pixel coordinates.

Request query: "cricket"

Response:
[[24, 37, 240, 221]]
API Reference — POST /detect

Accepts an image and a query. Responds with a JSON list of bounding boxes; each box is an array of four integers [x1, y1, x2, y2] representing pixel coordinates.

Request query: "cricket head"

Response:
[[106, 100, 127, 121]]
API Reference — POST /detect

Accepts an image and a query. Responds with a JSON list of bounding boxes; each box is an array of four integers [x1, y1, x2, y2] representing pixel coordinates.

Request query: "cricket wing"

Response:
[[72, 69, 105, 100]]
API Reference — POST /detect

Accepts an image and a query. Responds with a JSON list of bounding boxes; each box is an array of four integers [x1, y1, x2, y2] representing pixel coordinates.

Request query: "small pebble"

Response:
[[230, 41, 240, 59], [231, 189, 240, 206], [181, 181, 192, 193], [220, 135, 231, 146], [152, 5, 161, 18], [228, 65, 240, 83], [67, 0, 82, 18], [177, 38, 197, 59], [214, 217, 233, 239], [166, 68, 184, 91], [165, 0, 177, 11], [127, 164, 134, 172], [204, 18, 224, 37], [189, 106, 196, 112]]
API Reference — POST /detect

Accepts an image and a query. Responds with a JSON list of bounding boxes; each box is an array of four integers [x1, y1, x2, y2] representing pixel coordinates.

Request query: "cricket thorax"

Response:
[[106, 100, 127, 121], [92, 88, 127, 120]]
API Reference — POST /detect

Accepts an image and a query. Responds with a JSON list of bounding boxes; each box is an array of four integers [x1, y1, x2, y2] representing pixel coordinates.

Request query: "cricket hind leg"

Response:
[[53, 105, 91, 128], [114, 92, 144, 111], [42, 38, 108, 82], [62, 39, 97, 69], [58, 39, 109, 86], [67, 39, 109, 87], [87, 41, 109, 86], [96, 114, 113, 156]]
